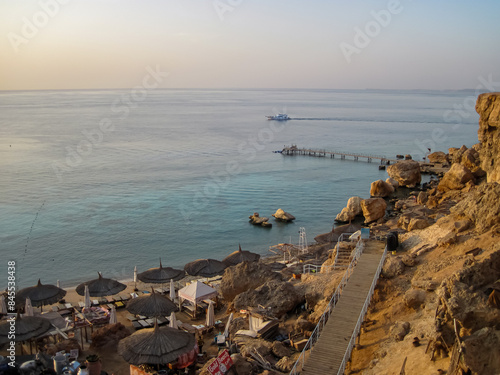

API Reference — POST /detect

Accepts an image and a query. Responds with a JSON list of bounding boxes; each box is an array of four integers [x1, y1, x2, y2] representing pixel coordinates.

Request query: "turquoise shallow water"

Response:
[[0, 89, 480, 288]]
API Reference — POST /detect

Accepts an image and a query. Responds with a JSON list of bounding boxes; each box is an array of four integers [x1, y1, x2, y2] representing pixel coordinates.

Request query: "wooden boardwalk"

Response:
[[281, 146, 399, 164], [300, 241, 386, 375]]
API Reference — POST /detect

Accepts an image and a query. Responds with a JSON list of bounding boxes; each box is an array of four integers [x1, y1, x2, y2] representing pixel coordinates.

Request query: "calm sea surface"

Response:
[[0, 89, 480, 289]]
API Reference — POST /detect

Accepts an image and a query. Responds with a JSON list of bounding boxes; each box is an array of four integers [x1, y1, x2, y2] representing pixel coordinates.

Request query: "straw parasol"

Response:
[[118, 323, 196, 365], [76, 273, 126, 297], [184, 259, 227, 278], [126, 288, 178, 317], [0, 314, 52, 345], [222, 244, 260, 267], [15, 279, 66, 308], [137, 260, 184, 283]]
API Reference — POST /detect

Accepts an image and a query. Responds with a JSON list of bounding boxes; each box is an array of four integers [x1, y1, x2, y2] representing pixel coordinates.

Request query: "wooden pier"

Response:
[[299, 241, 386, 375], [281, 146, 399, 165]]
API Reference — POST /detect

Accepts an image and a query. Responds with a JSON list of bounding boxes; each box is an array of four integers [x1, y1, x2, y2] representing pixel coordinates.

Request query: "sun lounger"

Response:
[[145, 318, 154, 326], [118, 294, 130, 301], [126, 315, 138, 322], [138, 320, 150, 328], [78, 302, 85, 308], [130, 292, 139, 299], [157, 317, 168, 325], [65, 303, 73, 309], [114, 301, 124, 308], [132, 321, 142, 329], [112, 296, 122, 302]]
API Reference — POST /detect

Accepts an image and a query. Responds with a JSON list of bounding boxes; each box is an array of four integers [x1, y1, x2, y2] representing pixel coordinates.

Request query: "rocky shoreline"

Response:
[[4, 93, 498, 375]]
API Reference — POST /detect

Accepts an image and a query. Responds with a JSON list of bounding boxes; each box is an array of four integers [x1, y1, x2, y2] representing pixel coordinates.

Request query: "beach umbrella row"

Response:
[[15, 279, 66, 309], [76, 272, 126, 297]]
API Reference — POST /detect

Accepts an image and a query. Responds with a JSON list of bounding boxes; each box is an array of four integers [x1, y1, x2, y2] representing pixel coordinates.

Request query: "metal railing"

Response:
[[289, 240, 365, 375], [336, 244, 388, 375]]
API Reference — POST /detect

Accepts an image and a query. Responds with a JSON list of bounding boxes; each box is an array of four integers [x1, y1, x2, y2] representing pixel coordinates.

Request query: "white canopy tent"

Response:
[[177, 280, 217, 318]]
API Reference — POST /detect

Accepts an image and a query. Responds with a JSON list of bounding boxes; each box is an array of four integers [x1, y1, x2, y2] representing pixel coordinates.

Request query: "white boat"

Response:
[[266, 113, 290, 121]]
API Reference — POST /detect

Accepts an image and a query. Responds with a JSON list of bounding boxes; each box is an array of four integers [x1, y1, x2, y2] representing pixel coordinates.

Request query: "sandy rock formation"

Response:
[[382, 256, 405, 279], [239, 339, 272, 358], [249, 212, 272, 227], [272, 208, 295, 222], [450, 182, 500, 232], [370, 179, 395, 197], [427, 151, 449, 164], [416, 191, 428, 205], [407, 218, 431, 231], [403, 288, 426, 309], [390, 321, 410, 341], [387, 160, 421, 187], [437, 163, 475, 191], [361, 198, 387, 223], [220, 261, 282, 302], [271, 341, 291, 358], [476, 92, 500, 183], [233, 280, 302, 317], [276, 356, 298, 373], [335, 196, 362, 222]]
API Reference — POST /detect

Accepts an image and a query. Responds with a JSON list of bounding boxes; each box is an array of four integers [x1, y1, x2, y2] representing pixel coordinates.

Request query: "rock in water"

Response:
[[427, 151, 449, 164], [476, 92, 500, 183], [335, 196, 362, 222], [437, 163, 475, 191], [360, 198, 387, 223], [370, 179, 395, 198], [272, 208, 296, 222], [387, 160, 421, 187], [248, 212, 272, 227]]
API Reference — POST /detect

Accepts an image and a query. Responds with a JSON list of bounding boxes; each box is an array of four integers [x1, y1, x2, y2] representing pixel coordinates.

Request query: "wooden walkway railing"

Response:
[[290, 240, 386, 375], [281, 146, 399, 164]]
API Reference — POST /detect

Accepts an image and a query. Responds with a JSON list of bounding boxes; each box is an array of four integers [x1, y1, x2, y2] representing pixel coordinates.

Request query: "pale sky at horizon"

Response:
[[1, 0, 500, 91]]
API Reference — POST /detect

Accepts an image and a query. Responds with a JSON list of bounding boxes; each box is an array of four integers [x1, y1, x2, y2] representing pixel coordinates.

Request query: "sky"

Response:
[[1, 0, 500, 91]]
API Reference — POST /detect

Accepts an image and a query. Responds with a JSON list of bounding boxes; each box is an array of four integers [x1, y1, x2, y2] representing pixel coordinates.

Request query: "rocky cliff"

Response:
[[476, 92, 500, 183]]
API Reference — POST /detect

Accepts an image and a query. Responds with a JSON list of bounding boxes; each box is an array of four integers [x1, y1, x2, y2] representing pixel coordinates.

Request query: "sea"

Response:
[[0, 88, 481, 290]]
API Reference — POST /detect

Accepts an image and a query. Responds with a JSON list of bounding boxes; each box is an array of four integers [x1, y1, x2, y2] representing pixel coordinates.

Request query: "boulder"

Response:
[[438, 163, 475, 191], [272, 208, 296, 222], [370, 179, 394, 198], [275, 356, 297, 373], [230, 354, 254, 375], [462, 328, 500, 375], [272, 341, 291, 358], [220, 262, 283, 302], [403, 288, 426, 309], [249, 212, 272, 227], [382, 257, 405, 279], [454, 220, 471, 233], [239, 339, 272, 358], [390, 321, 410, 341], [416, 191, 428, 205], [233, 280, 302, 317], [335, 196, 363, 222], [360, 198, 387, 223], [452, 144, 468, 164], [401, 254, 416, 267], [294, 318, 315, 333], [387, 160, 422, 187], [427, 151, 449, 164], [476, 92, 500, 183], [407, 218, 431, 231], [461, 147, 481, 172], [386, 177, 399, 189]]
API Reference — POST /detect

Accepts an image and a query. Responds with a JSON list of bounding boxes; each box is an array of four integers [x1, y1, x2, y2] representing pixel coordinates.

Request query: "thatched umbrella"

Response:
[[0, 314, 52, 345], [222, 244, 260, 267], [15, 279, 66, 308], [126, 288, 178, 317], [118, 323, 196, 365], [184, 259, 227, 278], [137, 260, 184, 283], [76, 273, 126, 297]]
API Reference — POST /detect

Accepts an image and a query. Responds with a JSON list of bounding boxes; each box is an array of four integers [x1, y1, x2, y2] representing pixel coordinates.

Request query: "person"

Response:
[[197, 335, 204, 353]]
